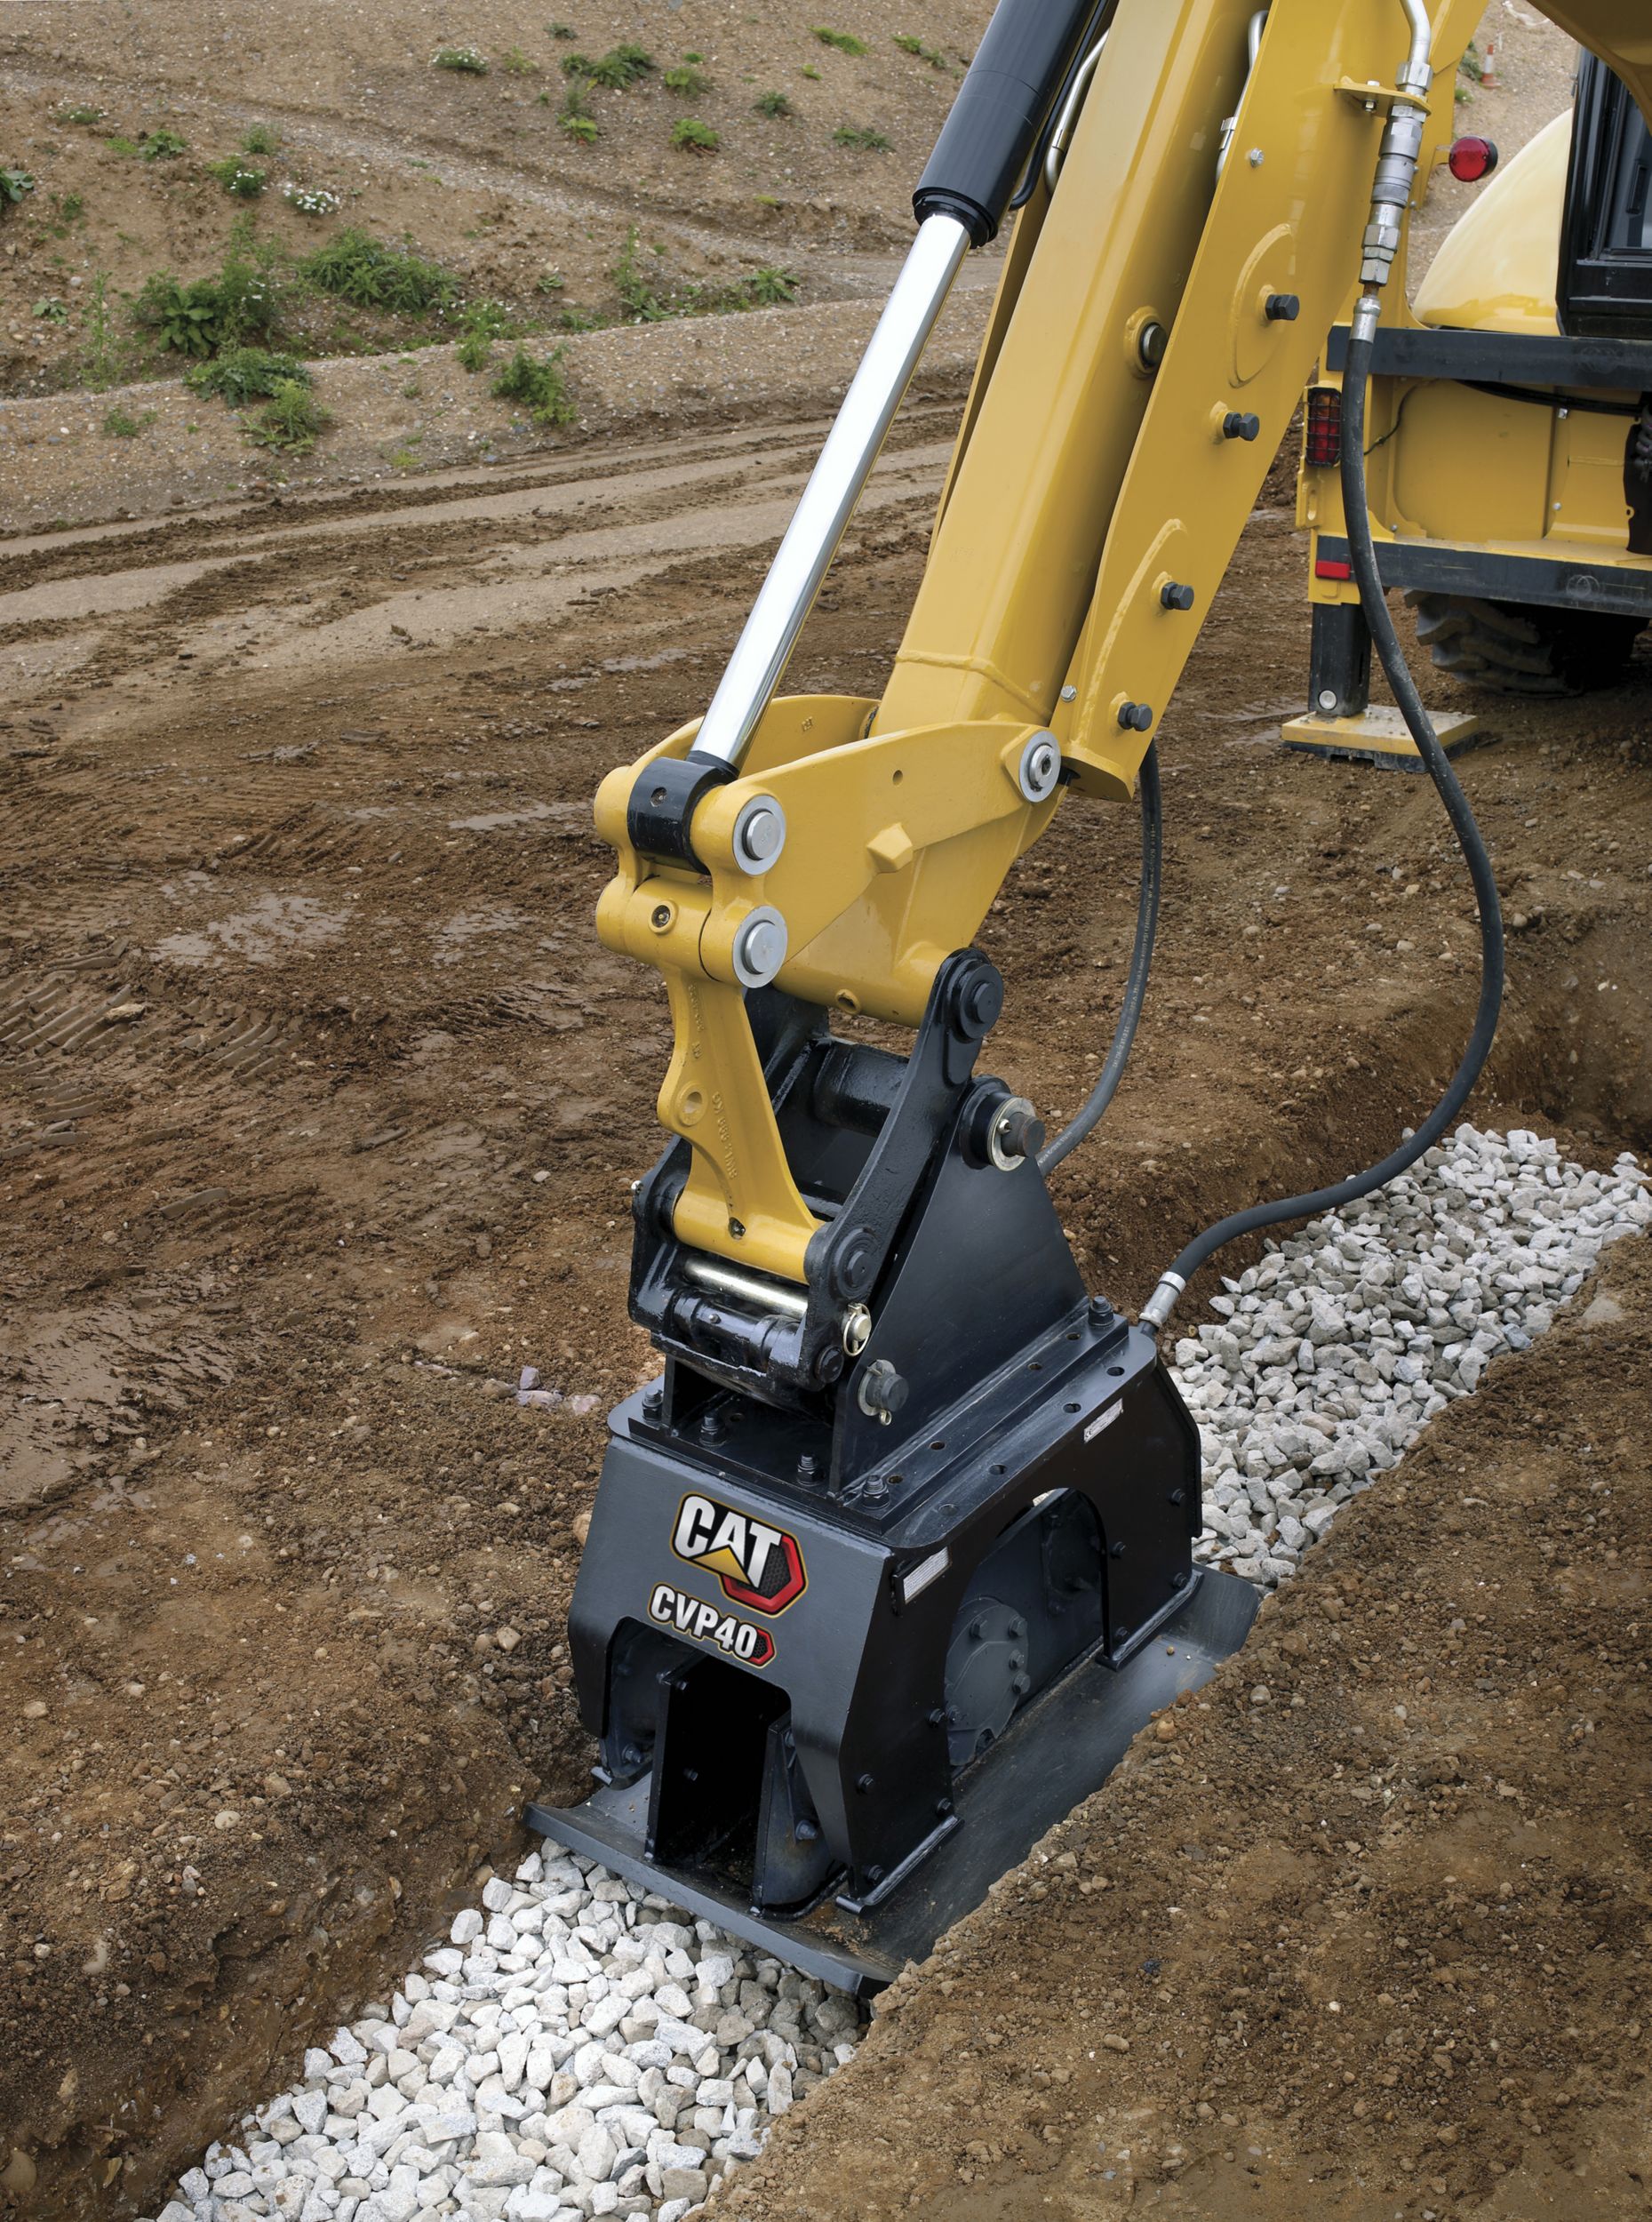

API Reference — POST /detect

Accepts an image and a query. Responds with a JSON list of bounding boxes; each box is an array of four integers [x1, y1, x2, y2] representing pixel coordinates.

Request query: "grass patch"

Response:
[[563, 43, 653, 88], [671, 117, 720, 152], [57, 103, 106, 127], [102, 404, 156, 436], [547, 20, 576, 37], [302, 228, 455, 315], [185, 346, 311, 404], [754, 90, 793, 117], [208, 157, 267, 198], [140, 128, 188, 160], [812, 27, 867, 54], [432, 46, 489, 73], [664, 64, 710, 95], [833, 124, 890, 150], [557, 79, 599, 140], [491, 343, 575, 427], [244, 379, 331, 452], [240, 124, 281, 155], [893, 34, 946, 66], [500, 45, 539, 75]]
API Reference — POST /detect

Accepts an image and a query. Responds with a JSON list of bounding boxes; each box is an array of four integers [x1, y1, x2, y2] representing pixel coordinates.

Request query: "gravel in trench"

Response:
[[143, 1126, 1648, 2222]]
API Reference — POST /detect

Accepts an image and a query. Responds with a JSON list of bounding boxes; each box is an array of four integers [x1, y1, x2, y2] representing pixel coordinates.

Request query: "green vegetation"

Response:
[[302, 228, 456, 315], [240, 124, 281, 155], [893, 34, 946, 66], [746, 265, 800, 306], [754, 90, 793, 117], [102, 404, 156, 436], [664, 64, 710, 96], [135, 238, 278, 356], [812, 27, 867, 54], [106, 135, 141, 156], [547, 20, 576, 36], [558, 79, 599, 140], [244, 379, 331, 452], [457, 298, 511, 371], [209, 156, 267, 198], [801, 65, 822, 82], [563, 43, 653, 88], [80, 273, 122, 388], [57, 103, 106, 127], [833, 124, 890, 150], [33, 297, 69, 325], [491, 343, 575, 427], [535, 269, 565, 292], [671, 117, 720, 152], [433, 45, 489, 73], [500, 45, 539, 75], [59, 191, 85, 222], [1, 166, 36, 210], [185, 346, 311, 404], [611, 227, 795, 322], [140, 128, 188, 159]]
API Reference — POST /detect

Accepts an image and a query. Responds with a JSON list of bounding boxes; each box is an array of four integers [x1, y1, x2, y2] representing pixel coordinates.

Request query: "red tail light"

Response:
[[1305, 387, 1343, 468], [1448, 135, 1498, 181]]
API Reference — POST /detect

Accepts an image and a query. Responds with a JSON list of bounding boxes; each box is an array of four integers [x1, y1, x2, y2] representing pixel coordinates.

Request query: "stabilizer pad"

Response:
[[528, 1569, 1259, 1995], [1281, 703, 1483, 769]]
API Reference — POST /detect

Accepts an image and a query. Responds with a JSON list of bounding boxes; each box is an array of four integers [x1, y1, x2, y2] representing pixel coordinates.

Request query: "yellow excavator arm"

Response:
[[594, 0, 1638, 1290]]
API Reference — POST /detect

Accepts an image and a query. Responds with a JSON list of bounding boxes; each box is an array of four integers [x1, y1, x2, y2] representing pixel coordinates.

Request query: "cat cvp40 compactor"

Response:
[[530, 0, 1652, 1992]]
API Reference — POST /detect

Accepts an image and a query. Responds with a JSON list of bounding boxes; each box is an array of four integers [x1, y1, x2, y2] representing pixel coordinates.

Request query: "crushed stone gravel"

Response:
[[140, 1123, 1647, 2222]]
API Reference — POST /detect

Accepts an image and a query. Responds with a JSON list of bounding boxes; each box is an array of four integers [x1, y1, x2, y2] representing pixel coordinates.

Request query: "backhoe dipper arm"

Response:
[[593, 0, 1644, 1310]]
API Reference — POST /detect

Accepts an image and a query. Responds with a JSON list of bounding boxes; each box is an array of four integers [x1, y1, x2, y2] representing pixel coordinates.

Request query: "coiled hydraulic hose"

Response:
[[1137, 318, 1505, 1336], [1040, 742, 1161, 1174]]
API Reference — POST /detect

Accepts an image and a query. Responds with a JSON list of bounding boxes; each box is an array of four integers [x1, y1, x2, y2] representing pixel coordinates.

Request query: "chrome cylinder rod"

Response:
[[691, 212, 973, 769]]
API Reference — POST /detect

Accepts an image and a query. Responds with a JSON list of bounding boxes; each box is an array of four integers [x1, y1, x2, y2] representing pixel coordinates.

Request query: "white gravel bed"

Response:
[[143, 1123, 1647, 2222], [1174, 1124, 1648, 1588]]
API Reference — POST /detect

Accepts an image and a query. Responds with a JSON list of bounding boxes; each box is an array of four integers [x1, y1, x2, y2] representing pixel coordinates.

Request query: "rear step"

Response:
[[528, 1568, 1257, 1995]]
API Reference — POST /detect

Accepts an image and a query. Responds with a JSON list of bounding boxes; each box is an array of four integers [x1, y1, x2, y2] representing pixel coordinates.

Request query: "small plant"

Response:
[[106, 135, 141, 156], [559, 79, 599, 140], [535, 269, 565, 292], [457, 298, 511, 371], [491, 343, 575, 427], [57, 103, 106, 126], [745, 264, 800, 306], [547, 20, 577, 37], [834, 124, 890, 150], [613, 227, 666, 320], [283, 182, 342, 217], [135, 245, 278, 356], [558, 304, 598, 331], [664, 64, 710, 96], [812, 27, 867, 54], [33, 296, 69, 324], [102, 404, 155, 436], [240, 124, 281, 155], [893, 34, 945, 66], [802, 65, 822, 82], [185, 346, 311, 404], [140, 128, 188, 159], [209, 156, 267, 198], [0, 166, 36, 210], [433, 45, 489, 73], [682, 50, 704, 62], [244, 378, 331, 452], [563, 43, 653, 88], [59, 191, 85, 221], [754, 90, 793, 117], [302, 228, 455, 315], [671, 117, 721, 152], [500, 45, 539, 75], [79, 271, 122, 388]]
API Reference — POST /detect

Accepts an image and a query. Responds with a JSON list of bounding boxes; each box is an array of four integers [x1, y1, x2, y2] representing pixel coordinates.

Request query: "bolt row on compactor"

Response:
[[530, 0, 1652, 1990]]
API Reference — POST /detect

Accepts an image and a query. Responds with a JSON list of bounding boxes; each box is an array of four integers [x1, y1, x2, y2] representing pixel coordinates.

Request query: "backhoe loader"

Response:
[[529, 0, 1652, 1991], [1289, 42, 1652, 762]]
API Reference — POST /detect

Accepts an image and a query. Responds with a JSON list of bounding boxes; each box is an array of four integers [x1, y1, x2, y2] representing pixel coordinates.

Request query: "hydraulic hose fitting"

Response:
[[1359, 2, 1434, 295], [1139, 1273, 1185, 1337]]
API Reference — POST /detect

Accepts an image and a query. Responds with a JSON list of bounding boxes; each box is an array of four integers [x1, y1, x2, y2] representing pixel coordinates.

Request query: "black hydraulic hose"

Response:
[[1137, 327, 1505, 1335], [1040, 742, 1161, 1174]]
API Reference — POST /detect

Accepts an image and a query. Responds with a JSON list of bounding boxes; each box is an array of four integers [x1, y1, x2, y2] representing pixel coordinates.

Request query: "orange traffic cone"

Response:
[[1480, 36, 1500, 88]]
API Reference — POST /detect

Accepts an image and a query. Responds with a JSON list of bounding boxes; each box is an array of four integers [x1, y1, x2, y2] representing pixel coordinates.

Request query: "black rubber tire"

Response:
[[1407, 591, 1646, 697]]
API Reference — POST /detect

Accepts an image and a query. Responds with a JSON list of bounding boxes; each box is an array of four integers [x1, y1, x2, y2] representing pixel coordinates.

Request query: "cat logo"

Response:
[[670, 1491, 808, 1616]]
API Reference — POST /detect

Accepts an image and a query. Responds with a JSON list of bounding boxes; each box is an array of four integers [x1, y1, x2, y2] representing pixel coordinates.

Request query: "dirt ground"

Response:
[[3, 6, 1650, 2220]]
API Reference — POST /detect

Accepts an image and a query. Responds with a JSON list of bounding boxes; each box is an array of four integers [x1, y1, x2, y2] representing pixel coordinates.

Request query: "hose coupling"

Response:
[[1138, 1272, 1186, 1336]]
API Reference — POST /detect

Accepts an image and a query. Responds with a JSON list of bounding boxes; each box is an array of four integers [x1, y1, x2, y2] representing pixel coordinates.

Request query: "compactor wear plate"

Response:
[[527, 1569, 1257, 1995]]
